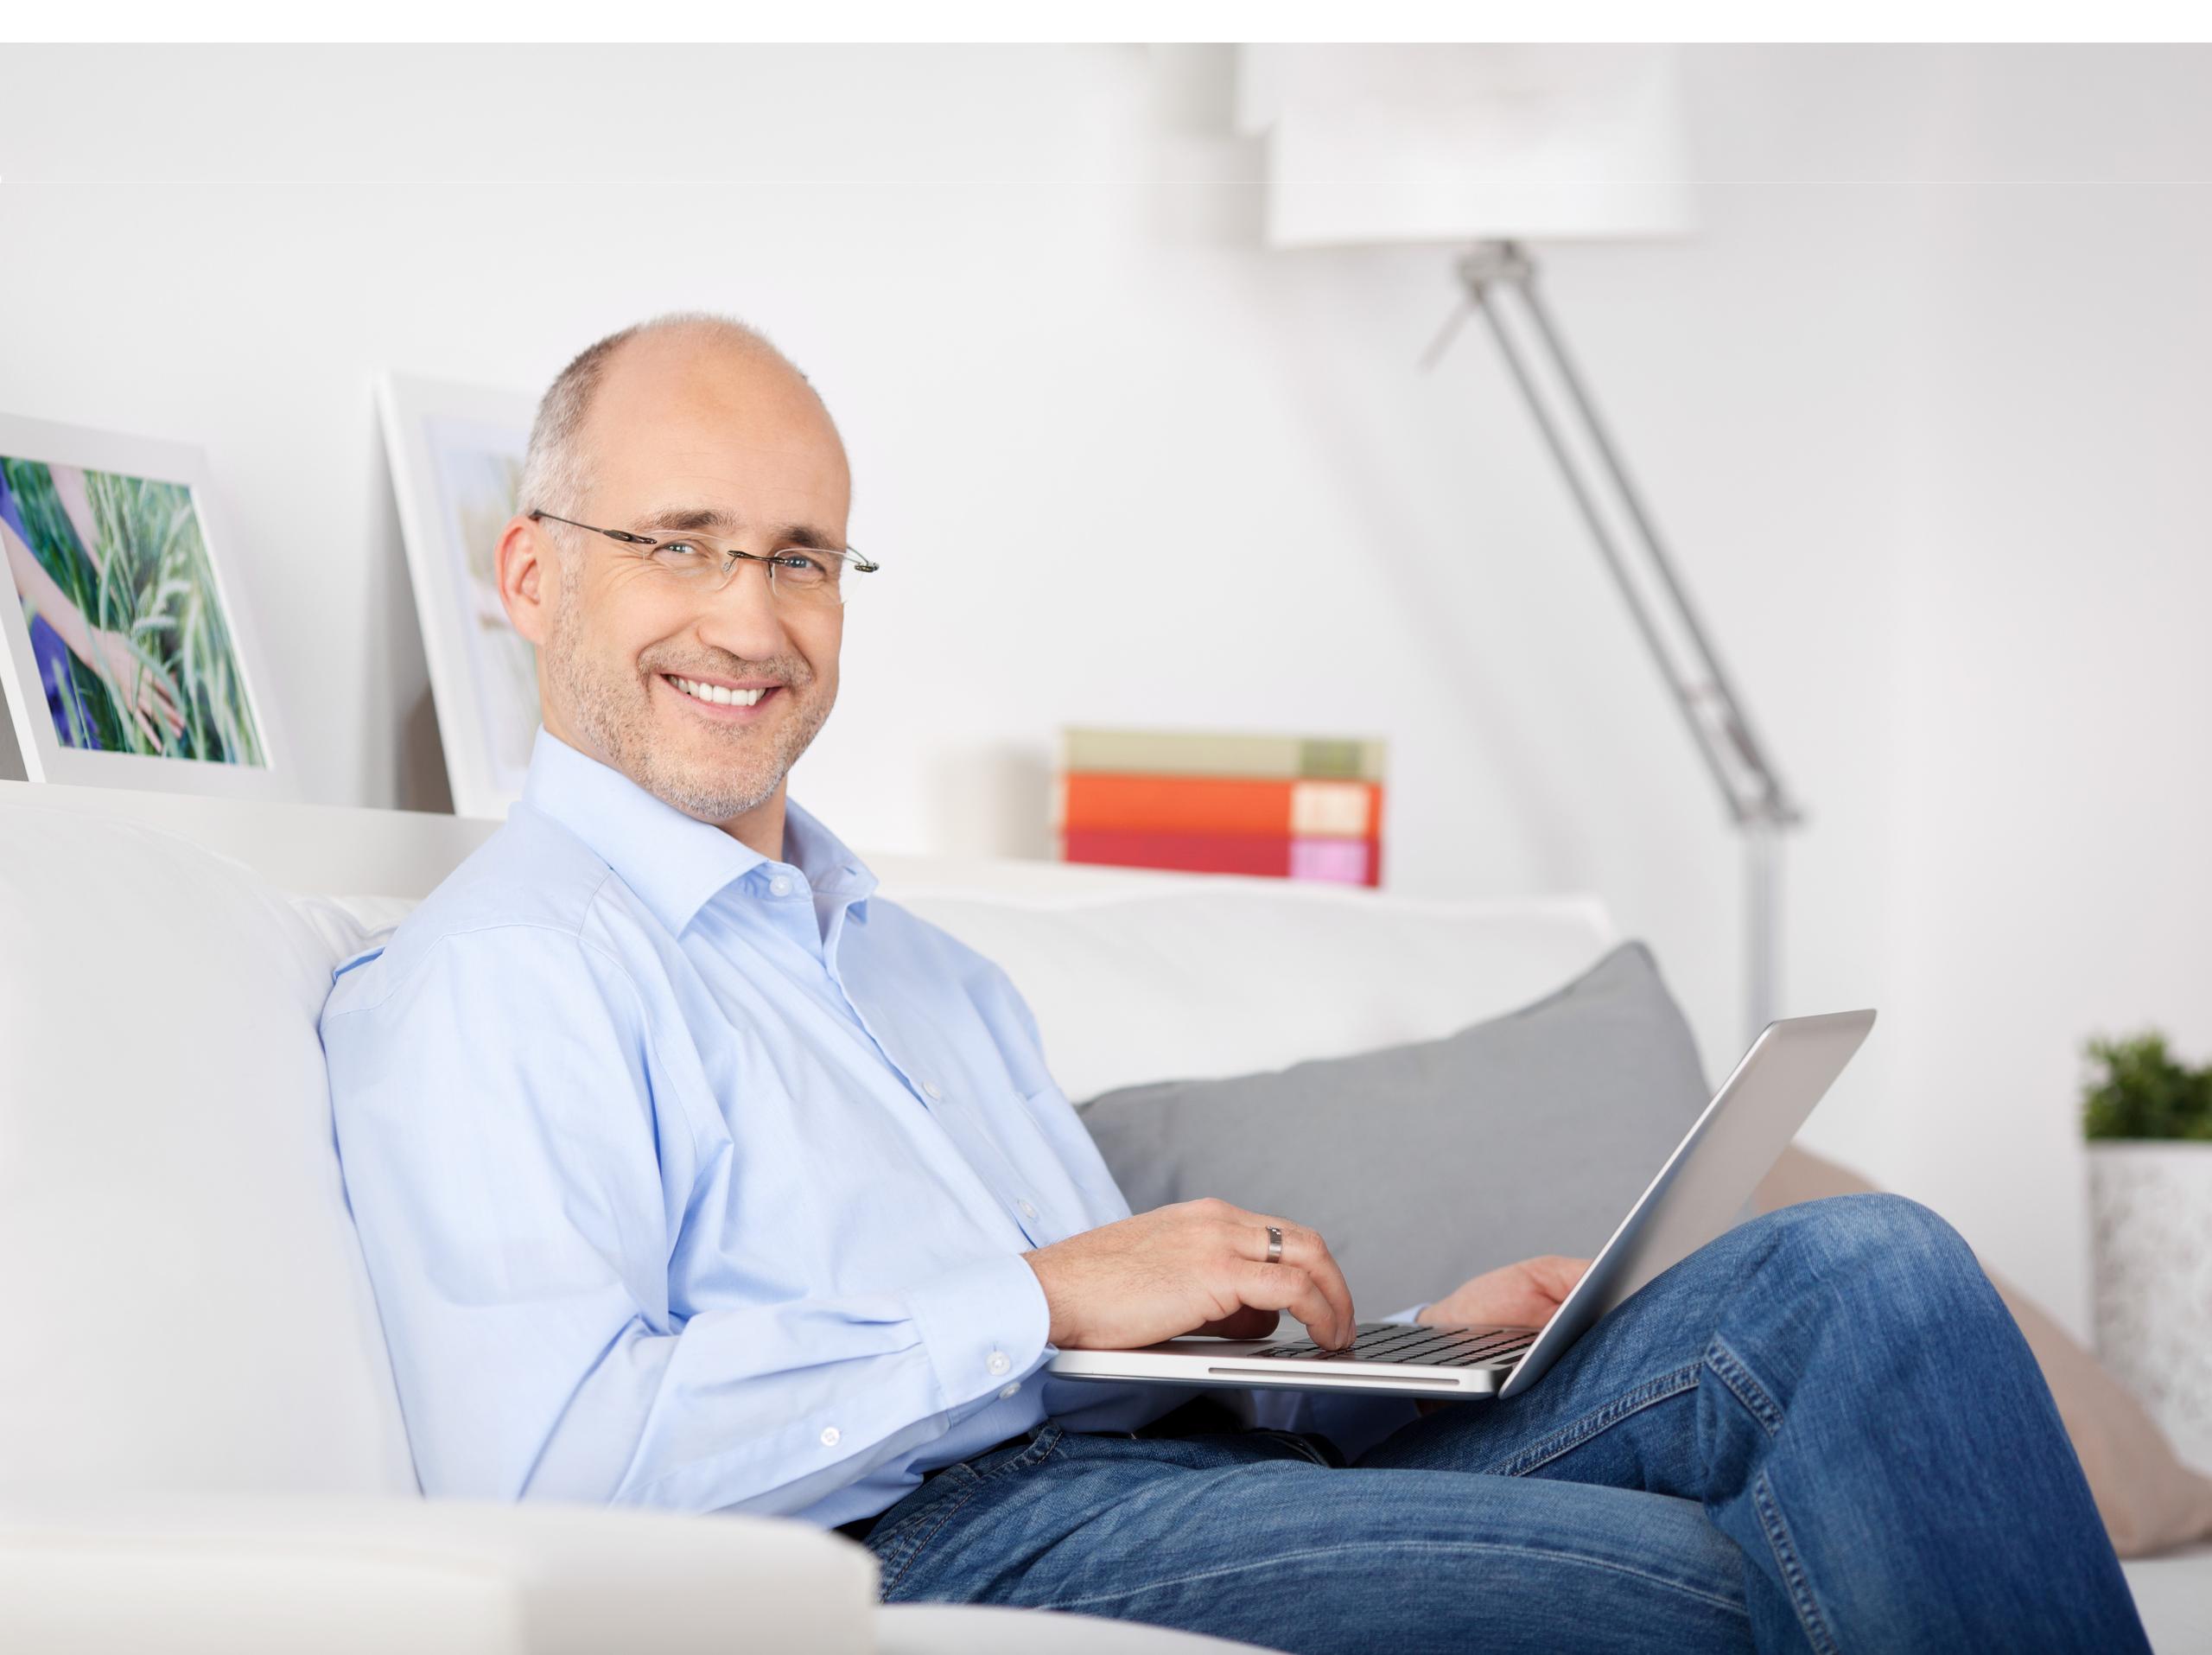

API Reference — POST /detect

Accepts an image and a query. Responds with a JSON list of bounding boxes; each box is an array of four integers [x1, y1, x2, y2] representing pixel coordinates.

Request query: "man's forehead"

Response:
[[583, 336, 849, 532], [598, 331, 824, 423], [594, 385, 842, 464], [597, 430, 849, 532]]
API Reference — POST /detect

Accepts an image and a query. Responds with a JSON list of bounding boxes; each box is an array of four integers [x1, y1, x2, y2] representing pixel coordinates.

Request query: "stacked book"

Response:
[[1058, 727, 1388, 887]]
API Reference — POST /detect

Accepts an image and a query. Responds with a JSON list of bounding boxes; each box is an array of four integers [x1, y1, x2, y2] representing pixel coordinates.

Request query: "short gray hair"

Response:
[[516, 310, 817, 524]]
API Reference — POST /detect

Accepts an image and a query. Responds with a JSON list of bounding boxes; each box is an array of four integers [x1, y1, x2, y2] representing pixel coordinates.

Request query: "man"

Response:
[[321, 312, 2147, 1653]]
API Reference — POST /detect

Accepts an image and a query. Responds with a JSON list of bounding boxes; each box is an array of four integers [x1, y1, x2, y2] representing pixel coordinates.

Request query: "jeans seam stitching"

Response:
[[869, 1469, 965, 1561], [1705, 1339, 1785, 1438], [1752, 1468, 1842, 1655], [877, 1425, 1062, 1598], [980, 1423, 1065, 1480], [877, 1478, 984, 1599], [1033, 1538, 1751, 1619], [1490, 1361, 1704, 1478]]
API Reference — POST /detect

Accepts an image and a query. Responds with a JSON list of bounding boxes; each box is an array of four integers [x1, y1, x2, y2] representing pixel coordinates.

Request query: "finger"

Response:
[[1235, 1260, 1349, 1352], [1191, 1306, 1281, 1340], [137, 673, 177, 745], [1237, 1219, 1357, 1350], [1529, 1255, 1594, 1301], [119, 665, 149, 736], [1194, 1202, 1357, 1346], [127, 689, 159, 748]]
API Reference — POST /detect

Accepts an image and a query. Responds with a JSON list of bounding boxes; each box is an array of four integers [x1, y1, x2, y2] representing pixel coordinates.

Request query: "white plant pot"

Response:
[[2088, 1140, 2212, 1474]]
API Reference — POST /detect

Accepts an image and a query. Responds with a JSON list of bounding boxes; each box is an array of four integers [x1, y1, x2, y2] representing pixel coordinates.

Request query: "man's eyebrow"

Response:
[[632, 506, 839, 550]]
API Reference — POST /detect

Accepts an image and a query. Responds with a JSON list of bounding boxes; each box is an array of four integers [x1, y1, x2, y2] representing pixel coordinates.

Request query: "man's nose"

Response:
[[692, 557, 792, 659]]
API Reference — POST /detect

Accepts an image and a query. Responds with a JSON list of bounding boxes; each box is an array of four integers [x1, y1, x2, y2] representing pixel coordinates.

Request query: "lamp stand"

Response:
[[1424, 239, 1803, 1047]]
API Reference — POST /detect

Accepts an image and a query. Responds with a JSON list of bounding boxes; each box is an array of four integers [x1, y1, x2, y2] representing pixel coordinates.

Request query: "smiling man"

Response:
[[517, 318, 854, 845], [319, 312, 2147, 1654]]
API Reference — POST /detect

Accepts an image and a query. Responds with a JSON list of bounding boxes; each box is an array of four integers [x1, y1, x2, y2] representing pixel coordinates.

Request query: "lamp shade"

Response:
[[1236, 44, 1696, 248]]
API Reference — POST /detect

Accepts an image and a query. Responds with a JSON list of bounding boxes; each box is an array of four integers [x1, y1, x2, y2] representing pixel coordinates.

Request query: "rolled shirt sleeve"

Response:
[[321, 926, 1053, 1518]]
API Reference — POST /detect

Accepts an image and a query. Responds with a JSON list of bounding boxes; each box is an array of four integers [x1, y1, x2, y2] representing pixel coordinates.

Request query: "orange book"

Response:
[[1063, 772, 1382, 840]]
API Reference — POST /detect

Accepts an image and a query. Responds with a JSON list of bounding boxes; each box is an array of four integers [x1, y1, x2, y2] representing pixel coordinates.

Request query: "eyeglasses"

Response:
[[527, 511, 880, 604]]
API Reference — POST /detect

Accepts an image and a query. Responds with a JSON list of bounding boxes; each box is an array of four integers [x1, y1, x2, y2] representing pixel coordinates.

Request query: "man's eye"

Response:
[[654, 540, 705, 560]]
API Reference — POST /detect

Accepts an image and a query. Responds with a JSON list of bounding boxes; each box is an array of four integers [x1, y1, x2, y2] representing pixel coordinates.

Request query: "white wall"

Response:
[[1885, 176, 2212, 1342], [3, 44, 2209, 1341]]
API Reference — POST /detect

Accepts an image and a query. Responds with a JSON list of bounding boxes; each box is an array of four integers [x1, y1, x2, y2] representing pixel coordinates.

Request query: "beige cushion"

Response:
[[1755, 1148, 2212, 1559]]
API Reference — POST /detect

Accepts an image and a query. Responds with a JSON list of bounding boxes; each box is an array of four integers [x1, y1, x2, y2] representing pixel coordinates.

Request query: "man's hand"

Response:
[[1417, 1255, 1592, 1332], [1024, 1199, 1357, 1353], [89, 627, 185, 749]]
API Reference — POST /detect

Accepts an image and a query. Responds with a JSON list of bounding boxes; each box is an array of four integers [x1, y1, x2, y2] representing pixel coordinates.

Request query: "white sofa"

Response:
[[0, 778, 2202, 1652]]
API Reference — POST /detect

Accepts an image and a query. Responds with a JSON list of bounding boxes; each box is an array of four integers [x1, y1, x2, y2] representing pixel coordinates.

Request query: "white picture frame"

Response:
[[0, 412, 295, 799], [374, 371, 542, 821]]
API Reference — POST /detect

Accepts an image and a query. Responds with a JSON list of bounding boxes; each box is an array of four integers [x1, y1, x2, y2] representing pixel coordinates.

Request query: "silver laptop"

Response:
[[1050, 1008, 1875, 1402]]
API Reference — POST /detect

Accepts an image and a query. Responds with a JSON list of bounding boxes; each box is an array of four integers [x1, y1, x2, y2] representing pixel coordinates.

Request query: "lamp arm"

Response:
[[1446, 239, 1802, 1041], [1515, 271, 1800, 828], [1467, 286, 1750, 826], [1453, 240, 1801, 833]]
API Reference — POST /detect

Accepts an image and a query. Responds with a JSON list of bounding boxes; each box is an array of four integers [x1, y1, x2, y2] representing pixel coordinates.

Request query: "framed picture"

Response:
[[375, 371, 541, 820], [0, 413, 292, 798]]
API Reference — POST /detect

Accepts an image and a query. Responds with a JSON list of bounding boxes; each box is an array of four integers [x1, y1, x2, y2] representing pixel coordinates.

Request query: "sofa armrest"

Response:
[[0, 1494, 874, 1654]]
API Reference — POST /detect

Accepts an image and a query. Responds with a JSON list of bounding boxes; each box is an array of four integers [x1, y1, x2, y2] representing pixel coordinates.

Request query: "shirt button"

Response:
[[999, 1383, 1021, 1400], [986, 1350, 1011, 1377], [769, 875, 793, 896], [922, 1079, 944, 1100], [1018, 1200, 1039, 1220], [820, 1425, 841, 1448]]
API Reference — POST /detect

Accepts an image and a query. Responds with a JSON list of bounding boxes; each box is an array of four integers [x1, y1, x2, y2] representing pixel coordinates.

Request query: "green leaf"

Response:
[[2082, 1030, 2212, 1141]]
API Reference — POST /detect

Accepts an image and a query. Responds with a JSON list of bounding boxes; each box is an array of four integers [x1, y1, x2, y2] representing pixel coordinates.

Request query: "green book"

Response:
[[1062, 727, 1389, 783]]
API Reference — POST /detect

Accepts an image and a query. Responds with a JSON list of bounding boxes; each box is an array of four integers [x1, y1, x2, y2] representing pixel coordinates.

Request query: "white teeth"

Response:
[[671, 677, 766, 708]]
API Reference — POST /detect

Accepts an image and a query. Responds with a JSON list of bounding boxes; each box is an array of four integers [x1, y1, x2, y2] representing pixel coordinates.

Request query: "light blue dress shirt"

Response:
[[321, 728, 1408, 1528]]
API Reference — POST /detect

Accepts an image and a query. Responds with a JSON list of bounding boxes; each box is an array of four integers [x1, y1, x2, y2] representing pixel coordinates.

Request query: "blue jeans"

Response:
[[856, 1194, 2148, 1652]]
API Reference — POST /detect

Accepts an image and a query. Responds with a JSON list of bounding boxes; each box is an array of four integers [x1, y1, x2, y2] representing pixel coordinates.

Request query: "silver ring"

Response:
[[1265, 1225, 1284, 1264]]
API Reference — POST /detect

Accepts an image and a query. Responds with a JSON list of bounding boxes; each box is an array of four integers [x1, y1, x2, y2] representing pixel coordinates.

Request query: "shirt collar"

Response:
[[519, 726, 878, 937]]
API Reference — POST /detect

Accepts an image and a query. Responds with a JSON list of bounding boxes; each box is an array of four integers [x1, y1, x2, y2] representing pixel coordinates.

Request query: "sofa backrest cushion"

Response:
[[308, 882, 1621, 1114], [0, 801, 416, 1497], [1078, 941, 1712, 1313], [888, 883, 1618, 1104]]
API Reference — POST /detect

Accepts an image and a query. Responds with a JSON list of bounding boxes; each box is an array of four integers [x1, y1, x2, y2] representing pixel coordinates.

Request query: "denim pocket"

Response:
[[869, 1461, 982, 1597], [872, 1424, 1066, 1597], [974, 1422, 1065, 1479]]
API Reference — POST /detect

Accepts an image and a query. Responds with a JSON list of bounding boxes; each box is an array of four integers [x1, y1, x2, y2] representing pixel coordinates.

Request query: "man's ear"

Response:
[[497, 514, 553, 646]]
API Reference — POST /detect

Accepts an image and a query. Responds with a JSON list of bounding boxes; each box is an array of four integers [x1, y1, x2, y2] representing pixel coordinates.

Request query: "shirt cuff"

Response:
[[903, 1251, 1053, 1410]]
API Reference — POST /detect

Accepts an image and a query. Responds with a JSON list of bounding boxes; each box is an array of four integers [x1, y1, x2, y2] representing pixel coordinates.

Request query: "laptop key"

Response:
[[1437, 1336, 1536, 1367], [1252, 1325, 1535, 1365]]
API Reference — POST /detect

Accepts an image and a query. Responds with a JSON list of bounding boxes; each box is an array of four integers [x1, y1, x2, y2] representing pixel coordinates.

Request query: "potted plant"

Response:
[[2084, 1031, 2212, 1472]]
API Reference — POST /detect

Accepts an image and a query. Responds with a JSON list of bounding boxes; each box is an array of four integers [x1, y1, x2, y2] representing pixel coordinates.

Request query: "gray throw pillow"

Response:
[[1077, 941, 1712, 1316]]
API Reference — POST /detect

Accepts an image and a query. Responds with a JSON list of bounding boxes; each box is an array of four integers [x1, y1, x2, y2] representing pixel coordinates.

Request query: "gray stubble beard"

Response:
[[544, 581, 834, 824]]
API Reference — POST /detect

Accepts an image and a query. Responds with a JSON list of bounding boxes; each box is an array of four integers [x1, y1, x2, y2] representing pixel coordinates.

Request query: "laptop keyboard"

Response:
[[1249, 1321, 1538, 1369]]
